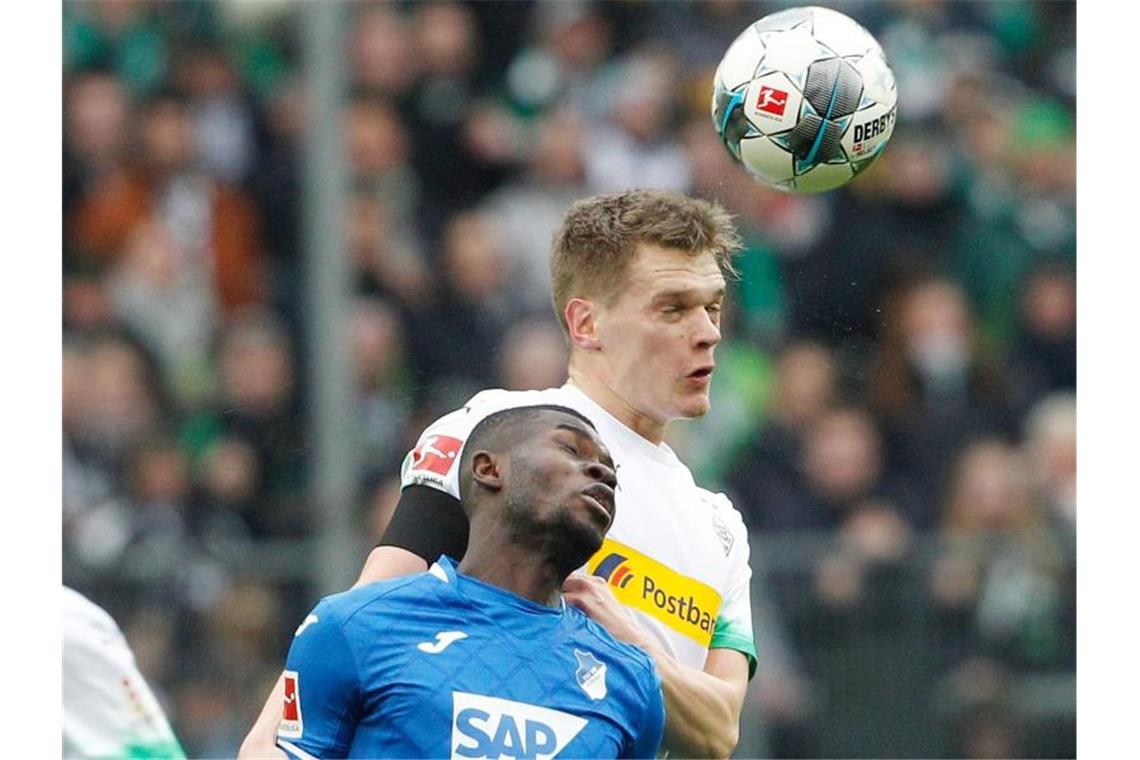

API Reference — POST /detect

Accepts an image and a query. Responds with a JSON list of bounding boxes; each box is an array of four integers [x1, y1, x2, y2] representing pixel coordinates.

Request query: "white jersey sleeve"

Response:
[[703, 491, 758, 675], [62, 587, 186, 759]]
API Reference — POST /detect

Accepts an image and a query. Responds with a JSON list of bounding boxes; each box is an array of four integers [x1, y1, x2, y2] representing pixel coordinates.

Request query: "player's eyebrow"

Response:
[[555, 422, 596, 438], [651, 286, 726, 304]]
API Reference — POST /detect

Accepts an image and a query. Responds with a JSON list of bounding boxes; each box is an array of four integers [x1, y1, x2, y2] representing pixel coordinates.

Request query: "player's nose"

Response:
[[584, 459, 617, 490], [692, 308, 721, 348]]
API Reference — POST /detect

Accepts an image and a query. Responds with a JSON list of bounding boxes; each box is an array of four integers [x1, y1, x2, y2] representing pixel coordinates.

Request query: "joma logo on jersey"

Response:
[[451, 692, 587, 760], [592, 552, 636, 589], [586, 539, 723, 648]]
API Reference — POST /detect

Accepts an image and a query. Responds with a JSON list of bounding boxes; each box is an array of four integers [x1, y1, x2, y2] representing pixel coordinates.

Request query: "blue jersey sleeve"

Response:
[[624, 663, 665, 759], [276, 600, 361, 759]]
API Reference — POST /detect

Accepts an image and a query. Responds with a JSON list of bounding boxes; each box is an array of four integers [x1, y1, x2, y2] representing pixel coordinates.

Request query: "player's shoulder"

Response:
[[695, 487, 747, 527], [63, 586, 113, 626], [569, 608, 659, 686], [317, 571, 448, 627], [63, 586, 122, 641]]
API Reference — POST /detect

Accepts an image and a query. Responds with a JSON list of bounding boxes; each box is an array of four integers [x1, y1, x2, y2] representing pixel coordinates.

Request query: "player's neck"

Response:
[[567, 366, 667, 445], [458, 542, 565, 607]]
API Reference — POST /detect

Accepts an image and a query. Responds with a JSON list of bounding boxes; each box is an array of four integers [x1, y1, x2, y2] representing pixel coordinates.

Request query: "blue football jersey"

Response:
[[277, 556, 665, 759]]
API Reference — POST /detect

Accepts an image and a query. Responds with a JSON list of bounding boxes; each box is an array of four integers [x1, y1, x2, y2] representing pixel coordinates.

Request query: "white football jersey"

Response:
[[401, 384, 756, 673], [62, 587, 186, 759]]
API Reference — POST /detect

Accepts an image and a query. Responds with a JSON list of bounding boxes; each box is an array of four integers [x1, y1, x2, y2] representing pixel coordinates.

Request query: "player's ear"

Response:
[[471, 451, 503, 493], [565, 297, 603, 352]]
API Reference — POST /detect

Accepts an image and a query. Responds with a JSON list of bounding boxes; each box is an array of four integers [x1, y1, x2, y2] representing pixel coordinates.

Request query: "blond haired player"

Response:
[[241, 190, 754, 758]]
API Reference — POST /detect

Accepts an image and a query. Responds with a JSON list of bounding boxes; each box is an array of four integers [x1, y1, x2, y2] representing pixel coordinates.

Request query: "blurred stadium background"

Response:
[[61, 1, 1075, 757]]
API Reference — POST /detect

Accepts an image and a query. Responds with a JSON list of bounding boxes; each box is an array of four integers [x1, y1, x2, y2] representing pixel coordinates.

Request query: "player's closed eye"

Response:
[[560, 441, 581, 457]]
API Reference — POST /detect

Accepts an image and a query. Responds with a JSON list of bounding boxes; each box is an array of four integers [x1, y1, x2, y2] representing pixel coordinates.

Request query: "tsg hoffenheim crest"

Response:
[[574, 649, 607, 701]]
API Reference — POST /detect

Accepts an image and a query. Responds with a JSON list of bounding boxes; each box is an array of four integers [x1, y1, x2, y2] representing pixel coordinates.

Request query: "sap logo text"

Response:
[[451, 692, 587, 760]]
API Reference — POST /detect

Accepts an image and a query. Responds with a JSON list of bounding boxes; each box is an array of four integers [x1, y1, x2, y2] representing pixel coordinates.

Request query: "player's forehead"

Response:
[[623, 244, 726, 299], [534, 410, 609, 454]]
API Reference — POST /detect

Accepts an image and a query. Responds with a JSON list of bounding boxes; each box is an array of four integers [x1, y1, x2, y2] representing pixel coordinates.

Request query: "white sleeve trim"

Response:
[[277, 738, 319, 760]]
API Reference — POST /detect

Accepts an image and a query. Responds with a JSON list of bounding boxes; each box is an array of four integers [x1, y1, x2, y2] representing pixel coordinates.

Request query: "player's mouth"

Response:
[[581, 483, 616, 524], [686, 364, 715, 387]]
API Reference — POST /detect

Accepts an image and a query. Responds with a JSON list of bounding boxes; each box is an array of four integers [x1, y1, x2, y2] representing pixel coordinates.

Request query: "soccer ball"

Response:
[[711, 6, 898, 193]]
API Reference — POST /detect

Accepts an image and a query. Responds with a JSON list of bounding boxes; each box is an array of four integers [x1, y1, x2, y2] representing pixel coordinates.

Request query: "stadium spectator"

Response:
[[63, 70, 131, 218], [248, 75, 305, 315], [495, 317, 569, 392], [63, 264, 121, 335], [1008, 263, 1076, 413], [406, 1, 492, 228], [583, 47, 690, 194], [503, 1, 614, 120], [481, 109, 590, 313], [405, 210, 515, 397], [345, 95, 424, 257], [940, 439, 1071, 671], [174, 42, 265, 186], [193, 434, 264, 548], [63, 0, 170, 94], [208, 308, 306, 538], [349, 3, 418, 100], [69, 87, 266, 319], [729, 341, 839, 531], [349, 296, 414, 479], [63, 331, 165, 491], [1022, 392, 1076, 534], [123, 434, 195, 559], [346, 189, 431, 309], [871, 276, 1018, 519]]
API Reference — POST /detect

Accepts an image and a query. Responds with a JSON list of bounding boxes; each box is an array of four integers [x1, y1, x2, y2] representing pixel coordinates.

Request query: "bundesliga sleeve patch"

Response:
[[279, 670, 304, 739], [409, 435, 464, 476]]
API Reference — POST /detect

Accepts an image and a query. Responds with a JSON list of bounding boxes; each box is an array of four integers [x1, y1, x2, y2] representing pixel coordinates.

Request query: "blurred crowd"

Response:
[[61, 1, 1075, 757]]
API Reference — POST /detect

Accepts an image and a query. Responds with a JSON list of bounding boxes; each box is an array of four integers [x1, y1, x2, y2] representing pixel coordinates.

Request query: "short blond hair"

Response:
[[550, 190, 741, 332]]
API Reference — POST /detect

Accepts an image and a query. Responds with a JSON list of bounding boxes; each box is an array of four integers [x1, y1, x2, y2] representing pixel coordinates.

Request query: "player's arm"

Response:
[[240, 485, 467, 757], [563, 576, 750, 758], [625, 661, 666, 759], [654, 647, 749, 759], [238, 674, 288, 759], [271, 601, 361, 759], [354, 484, 468, 586]]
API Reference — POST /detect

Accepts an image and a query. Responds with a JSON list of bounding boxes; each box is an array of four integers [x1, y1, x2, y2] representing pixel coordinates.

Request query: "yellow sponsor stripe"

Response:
[[586, 538, 722, 648]]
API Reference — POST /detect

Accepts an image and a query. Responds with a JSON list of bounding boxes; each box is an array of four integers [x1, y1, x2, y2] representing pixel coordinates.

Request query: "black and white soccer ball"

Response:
[[711, 6, 898, 193]]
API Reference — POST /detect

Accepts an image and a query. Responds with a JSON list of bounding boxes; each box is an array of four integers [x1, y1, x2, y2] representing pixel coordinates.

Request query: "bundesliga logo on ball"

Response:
[[711, 5, 898, 193]]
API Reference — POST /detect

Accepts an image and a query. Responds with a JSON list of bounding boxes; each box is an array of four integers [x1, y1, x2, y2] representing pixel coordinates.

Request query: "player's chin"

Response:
[[674, 390, 712, 418], [572, 507, 611, 543], [554, 514, 608, 572]]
